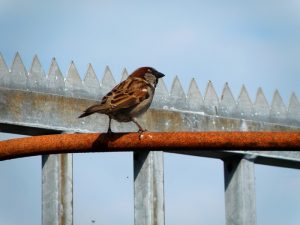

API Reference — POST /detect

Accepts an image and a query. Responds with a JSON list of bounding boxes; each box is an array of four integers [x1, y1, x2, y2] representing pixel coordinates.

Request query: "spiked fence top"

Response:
[[0, 52, 299, 127]]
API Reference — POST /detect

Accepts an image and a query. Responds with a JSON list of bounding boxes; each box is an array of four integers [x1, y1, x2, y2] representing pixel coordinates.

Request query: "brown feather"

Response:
[[78, 104, 107, 118], [99, 77, 150, 112]]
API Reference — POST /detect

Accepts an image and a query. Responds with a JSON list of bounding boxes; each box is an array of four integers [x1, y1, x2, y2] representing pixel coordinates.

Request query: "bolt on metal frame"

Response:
[[0, 53, 300, 225]]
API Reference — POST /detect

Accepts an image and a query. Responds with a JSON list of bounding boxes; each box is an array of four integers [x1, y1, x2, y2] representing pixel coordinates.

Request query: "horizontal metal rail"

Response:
[[0, 132, 299, 161]]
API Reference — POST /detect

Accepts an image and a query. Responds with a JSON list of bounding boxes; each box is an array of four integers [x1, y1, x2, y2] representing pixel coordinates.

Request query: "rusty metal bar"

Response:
[[0, 132, 299, 161]]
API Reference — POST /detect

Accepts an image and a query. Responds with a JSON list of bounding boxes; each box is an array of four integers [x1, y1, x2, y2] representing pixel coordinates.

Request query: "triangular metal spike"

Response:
[[152, 77, 169, 109], [27, 55, 47, 92], [219, 82, 236, 116], [204, 81, 219, 115], [30, 55, 44, 74], [270, 89, 287, 121], [169, 76, 187, 110], [254, 87, 269, 108], [187, 78, 204, 111], [156, 77, 168, 96], [287, 92, 300, 124], [47, 57, 65, 95], [10, 52, 28, 90], [236, 85, 253, 118], [83, 63, 98, 84], [66, 61, 81, 81], [121, 68, 129, 81], [82, 63, 101, 99], [65, 61, 84, 97], [0, 52, 9, 87], [101, 66, 116, 94], [0, 52, 8, 74], [288, 92, 300, 112], [253, 87, 269, 120], [170, 76, 186, 98], [11, 52, 27, 74]]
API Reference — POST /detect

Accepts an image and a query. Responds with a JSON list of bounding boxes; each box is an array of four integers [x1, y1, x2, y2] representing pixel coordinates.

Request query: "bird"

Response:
[[79, 67, 165, 134]]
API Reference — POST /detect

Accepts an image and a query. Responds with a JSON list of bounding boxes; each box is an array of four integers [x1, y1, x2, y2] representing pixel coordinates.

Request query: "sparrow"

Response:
[[79, 67, 165, 133]]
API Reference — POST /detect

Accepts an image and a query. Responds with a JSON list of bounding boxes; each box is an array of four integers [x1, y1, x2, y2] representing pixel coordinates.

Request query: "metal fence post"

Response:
[[224, 157, 257, 225], [42, 154, 73, 225], [134, 151, 165, 225]]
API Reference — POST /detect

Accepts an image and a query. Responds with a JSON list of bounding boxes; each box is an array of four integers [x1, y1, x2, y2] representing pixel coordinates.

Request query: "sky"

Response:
[[1, 0, 300, 225]]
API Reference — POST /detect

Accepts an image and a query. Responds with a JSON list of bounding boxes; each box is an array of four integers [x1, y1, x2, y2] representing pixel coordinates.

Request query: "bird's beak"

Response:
[[156, 72, 165, 78]]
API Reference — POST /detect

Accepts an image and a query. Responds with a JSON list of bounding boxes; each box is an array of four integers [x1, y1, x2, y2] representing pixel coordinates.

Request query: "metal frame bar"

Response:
[[1, 132, 300, 161], [134, 151, 165, 225], [224, 157, 257, 225], [42, 154, 73, 225]]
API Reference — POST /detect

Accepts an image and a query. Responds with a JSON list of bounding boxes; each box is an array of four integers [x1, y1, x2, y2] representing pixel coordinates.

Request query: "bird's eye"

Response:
[[147, 69, 152, 73]]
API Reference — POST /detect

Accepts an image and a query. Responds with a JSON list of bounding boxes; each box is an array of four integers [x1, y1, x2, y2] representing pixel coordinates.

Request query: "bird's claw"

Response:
[[107, 128, 113, 134], [138, 129, 147, 140]]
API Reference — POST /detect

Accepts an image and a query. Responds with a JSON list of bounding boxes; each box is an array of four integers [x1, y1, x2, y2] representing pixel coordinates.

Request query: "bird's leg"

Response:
[[107, 117, 113, 134], [132, 118, 147, 136], [132, 118, 146, 132]]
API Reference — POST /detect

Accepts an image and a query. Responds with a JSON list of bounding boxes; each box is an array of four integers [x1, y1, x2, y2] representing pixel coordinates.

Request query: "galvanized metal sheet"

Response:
[[134, 151, 165, 225], [0, 52, 299, 126], [224, 158, 257, 225], [42, 154, 73, 225]]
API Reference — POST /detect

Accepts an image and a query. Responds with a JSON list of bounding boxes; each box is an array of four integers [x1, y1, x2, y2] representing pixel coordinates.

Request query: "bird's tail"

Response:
[[78, 104, 106, 118]]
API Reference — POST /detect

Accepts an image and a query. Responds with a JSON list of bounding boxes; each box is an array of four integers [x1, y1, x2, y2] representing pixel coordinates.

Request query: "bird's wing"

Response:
[[101, 78, 150, 112]]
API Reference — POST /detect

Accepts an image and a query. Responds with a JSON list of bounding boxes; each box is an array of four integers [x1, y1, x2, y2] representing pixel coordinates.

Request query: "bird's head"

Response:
[[130, 67, 165, 88]]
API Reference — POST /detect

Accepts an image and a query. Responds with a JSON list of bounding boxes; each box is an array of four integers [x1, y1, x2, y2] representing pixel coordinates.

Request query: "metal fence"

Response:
[[0, 52, 300, 225]]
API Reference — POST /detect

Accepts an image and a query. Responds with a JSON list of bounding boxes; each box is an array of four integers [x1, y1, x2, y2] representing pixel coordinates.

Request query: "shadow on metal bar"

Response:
[[0, 132, 299, 161], [0, 123, 63, 136]]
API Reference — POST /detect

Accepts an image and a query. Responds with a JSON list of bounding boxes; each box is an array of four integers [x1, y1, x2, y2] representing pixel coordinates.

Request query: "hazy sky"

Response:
[[1, 1, 300, 225], [1, 0, 300, 101]]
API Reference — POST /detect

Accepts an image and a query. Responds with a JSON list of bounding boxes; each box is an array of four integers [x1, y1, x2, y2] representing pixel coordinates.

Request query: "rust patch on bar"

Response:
[[0, 132, 300, 161]]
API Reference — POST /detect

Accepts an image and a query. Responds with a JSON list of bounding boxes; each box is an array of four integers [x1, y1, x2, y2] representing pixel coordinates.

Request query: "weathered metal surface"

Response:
[[204, 81, 219, 115], [219, 83, 236, 117], [0, 53, 9, 85], [65, 61, 84, 98], [187, 78, 204, 112], [9, 52, 28, 90], [270, 90, 287, 124], [224, 157, 257, 225], [152, 78, 169, 109], [288, 92, 300, 126], [170, 76, 187, 110], [101, 66, 116, 95], [28, 55, 47, 92], [1, 88, 300, 136], [42, 154, 73, 225], [253, 87, 269, 122], [121, 68, 129, 81], [134, 151, 165, 225], [1, 132, 300, 161], [82, 64, 101, 100], [0, 53, 299, 127], [47, 58, 65, 95], [172, 150, 300, 169], [236, 85, 253, 119]]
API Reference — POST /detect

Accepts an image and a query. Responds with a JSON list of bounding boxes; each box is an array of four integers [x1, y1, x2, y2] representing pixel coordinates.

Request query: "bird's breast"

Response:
[[130, 90, 154, 117]]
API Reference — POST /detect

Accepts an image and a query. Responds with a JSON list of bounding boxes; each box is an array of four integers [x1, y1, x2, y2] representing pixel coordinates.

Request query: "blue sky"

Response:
[[1, 1, 300, 225], [1, 0, 300, 101]]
